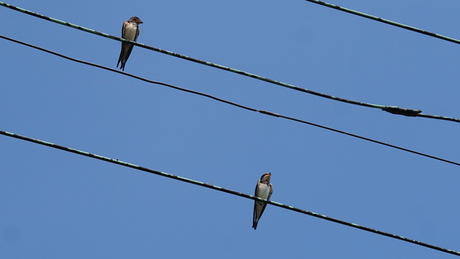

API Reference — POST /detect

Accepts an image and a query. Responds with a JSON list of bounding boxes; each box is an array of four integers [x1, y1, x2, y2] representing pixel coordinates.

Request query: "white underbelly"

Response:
[[258, 184, 270, 199], [124, 24, 138, 40]]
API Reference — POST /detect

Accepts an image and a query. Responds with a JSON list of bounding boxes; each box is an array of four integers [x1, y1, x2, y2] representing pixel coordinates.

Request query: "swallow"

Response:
[[117, 16, 143, 71], [252, 173, 273, 230]]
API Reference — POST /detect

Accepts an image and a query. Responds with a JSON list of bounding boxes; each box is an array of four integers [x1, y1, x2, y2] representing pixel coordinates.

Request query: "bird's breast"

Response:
[[257, 184, 271, 200], [124, 24, 138, 41]]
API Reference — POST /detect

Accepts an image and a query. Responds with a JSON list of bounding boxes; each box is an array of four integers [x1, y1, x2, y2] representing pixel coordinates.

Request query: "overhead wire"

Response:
[[1, 34, 459, 168], [1, 129, 459, 257], [0, 2, 459, 123], [303, 0, 460, 44]]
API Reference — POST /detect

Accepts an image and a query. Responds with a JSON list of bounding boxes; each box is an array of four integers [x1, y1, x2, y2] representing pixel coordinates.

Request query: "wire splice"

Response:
[[382, 106, 422, 117], [258, 110, 281, 117]]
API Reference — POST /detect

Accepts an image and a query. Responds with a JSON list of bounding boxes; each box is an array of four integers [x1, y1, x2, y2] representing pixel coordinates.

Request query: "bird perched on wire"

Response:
[[252, 173, 273, 230], [117, 16, 143, 71]]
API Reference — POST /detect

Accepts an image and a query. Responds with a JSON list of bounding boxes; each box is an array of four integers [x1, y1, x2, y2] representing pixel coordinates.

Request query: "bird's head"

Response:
[[260, 173, 271, 182], [129, 16, 143, 24]]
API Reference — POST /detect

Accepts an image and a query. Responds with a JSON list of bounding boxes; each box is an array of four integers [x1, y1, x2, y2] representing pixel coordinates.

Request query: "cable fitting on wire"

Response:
[[382, 106, 422, 116], [258, 110, 280, 117]]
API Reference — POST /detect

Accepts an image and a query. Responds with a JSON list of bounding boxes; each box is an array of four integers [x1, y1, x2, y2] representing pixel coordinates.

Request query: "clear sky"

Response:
[[1, 0, 460, 258]]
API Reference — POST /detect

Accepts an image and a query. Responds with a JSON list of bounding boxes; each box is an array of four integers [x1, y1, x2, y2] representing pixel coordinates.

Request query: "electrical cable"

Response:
[[303, 0, 460, 44], [1, 34, 459, 168], [0, 129, 459, 256], [0, 2, 459, 123]]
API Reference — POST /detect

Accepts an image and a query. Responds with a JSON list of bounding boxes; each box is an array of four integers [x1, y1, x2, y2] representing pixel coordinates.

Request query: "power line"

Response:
[[1, 34, 459, 168], [303, 0, 460, 45], [0, 129, 459, 256], [0, 2, 459, 124]]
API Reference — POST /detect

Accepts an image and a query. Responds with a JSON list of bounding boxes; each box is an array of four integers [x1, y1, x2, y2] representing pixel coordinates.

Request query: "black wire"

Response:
[[1, 129, 459, 256], [1, 34, 459, 168], [303, 0, 460, 45]]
